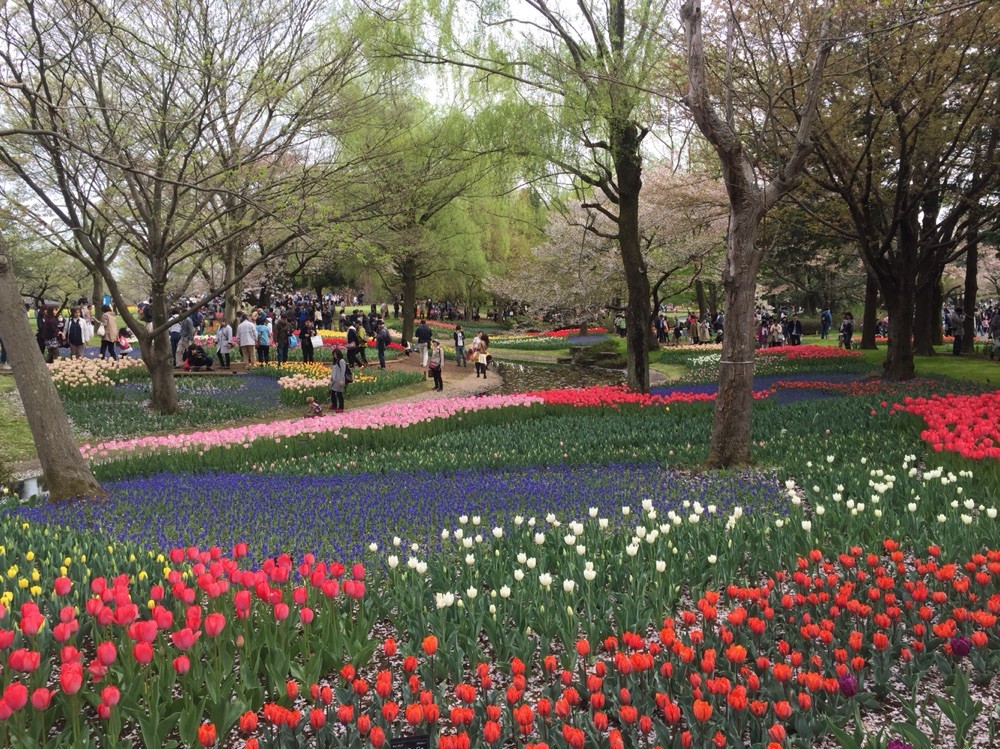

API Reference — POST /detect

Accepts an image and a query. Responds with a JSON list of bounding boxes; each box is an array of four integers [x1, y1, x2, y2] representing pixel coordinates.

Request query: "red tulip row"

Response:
[[897, 391, 1000, 460]]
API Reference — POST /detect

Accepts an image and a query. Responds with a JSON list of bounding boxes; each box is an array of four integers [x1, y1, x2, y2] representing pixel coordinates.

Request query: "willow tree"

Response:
[[809, 0, 999, 378], [392, 0, 677, 391], [681, 0, 834, 467]]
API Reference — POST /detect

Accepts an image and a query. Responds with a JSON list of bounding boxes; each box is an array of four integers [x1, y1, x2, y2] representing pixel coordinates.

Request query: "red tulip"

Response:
[[174, 655, 191, 674], [311, 707, 327, 730], [369, 726, 386, 748], [170, 627, 200, 650], [101, 685, 121, 707], [197, 721, 217, 747], [422, 635, 438, 656], [239, 711, 258, 734], [96, 641, 117, 666], [60, 662, 84, 694], [30, 688, 53, 710], [204, 612, 226, 637], [54, 577, 72, 596], [133, 642, 154, 665], [3, 682, 28, 711]]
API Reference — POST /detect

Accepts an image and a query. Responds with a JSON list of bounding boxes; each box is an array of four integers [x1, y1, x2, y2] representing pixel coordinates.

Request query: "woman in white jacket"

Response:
[[215, 321, 234, 369]]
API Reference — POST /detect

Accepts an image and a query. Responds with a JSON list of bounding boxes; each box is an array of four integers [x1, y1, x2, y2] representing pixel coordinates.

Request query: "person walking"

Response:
[[415, 319, 432, 367], [255, 314, 271, 364], [236, 313, 257, 367], [215, 319, 234, 369], [453, 325, 466, 367], [99, 304, 118, 360], [787, 315, 803, 345], [428, 339, 445, 390], [329, 347, 347, 412]]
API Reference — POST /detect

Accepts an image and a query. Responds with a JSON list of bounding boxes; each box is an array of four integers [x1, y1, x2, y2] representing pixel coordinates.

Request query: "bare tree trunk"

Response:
[[860, 273, 879, 349], [963, 233, 977, 354], [145, 283, 179, 414], [912, 278, 939, 356], [400, 256, 417, 345], [613, 124, 651, 393], [0, 240, 105, 501], [91, 268, 104, 310], [223, 249, 241, 328], [695, 279, 708, 321], [706, 212, 760, 468], [881, 272, 916, 380]]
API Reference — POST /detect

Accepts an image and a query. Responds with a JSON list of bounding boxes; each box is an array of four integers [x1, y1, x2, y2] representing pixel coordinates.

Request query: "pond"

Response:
[[495, 361, 624, 393]]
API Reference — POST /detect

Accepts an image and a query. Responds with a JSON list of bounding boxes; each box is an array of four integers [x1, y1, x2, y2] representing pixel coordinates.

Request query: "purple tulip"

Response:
[[838, 673, 858, 697], [950, 635, 971, 658], [887, 739, 914, 749]]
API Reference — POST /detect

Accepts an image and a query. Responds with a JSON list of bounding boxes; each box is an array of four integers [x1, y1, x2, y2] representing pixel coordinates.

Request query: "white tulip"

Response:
[[622, 506, 631, 516], [526, 557, 537, 569], [655, 560, 666, 573], [539, 573, 553, 587], [626, 544, 639, 557], [462, 538, 473, 549], [500, 585, 511, 598], [801, 520, 812, 532], [514, 569, 524, 581], [988, 508, 997, 519], [562, 579, 575, 593], [588, 507, 598, 517], [492, 527, 503, 539], [393, 536, 402, 547], [534, 533, 545, 545], [466, 587, 478, 599], [406, 557, 418, 569], [465, 554, 475, 565], [459, 515, 468, 525], [387, 555, 399, 569], [472, 515, 481, 525], [514, 515, 524, 525], [416, 561, 427, 574], [576, 545, 586, 555], [454, 529, 464, 540], [517, 552, 527, 564], [598, 518, 609, 529], [707, 555, 717, 564], [583, 568, 596, 581]]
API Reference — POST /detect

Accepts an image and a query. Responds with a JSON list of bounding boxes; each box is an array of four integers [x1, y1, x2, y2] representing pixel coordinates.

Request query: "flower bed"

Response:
[[897, 390, 1000, 460], [81, 393, 545, 462], [275, 369, 425, 405]]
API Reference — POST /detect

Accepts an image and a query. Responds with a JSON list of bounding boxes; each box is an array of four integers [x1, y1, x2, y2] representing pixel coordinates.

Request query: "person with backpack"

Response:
[[329, 347, 350, 412]]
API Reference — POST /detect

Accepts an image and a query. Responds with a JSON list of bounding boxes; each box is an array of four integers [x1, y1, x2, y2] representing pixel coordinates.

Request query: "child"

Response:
[[117, 328, 133, 354], [304, 396, 324, 418]]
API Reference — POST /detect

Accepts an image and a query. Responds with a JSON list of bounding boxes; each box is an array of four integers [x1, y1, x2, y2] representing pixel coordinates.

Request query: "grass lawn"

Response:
[[0, 376, 36, 465], [805, 334, 1000, 385]]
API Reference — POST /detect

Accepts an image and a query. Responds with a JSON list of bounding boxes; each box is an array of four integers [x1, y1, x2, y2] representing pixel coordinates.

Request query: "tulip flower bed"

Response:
[[0, 535, 374, 748], [61, 376, 283, 440], [275, 369, 425, 406], [897, 391, 1000, 461], [656, 346, 875, 383]]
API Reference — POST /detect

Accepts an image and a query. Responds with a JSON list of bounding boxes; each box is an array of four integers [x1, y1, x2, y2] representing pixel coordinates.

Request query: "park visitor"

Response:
[[453, 325, 466, 367], [255, 315, 271, 364], [236, 313, 257, 367], [65, 307, 86, 358], [99, 304, 118, 360], [839, 311, 854, 350], [215, 320, 233, 369], [415, 319, 432, 367], [428, 339, 444, 391], [329, 347, 347, 413]]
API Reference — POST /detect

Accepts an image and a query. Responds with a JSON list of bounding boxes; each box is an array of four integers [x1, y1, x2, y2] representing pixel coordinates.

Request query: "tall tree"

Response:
[[681, 0, 833, 467], [0, 0, 372, 412], [394, 0, 677, 391], [809, 0, 999, 377], [0, 238, 104, 501]]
